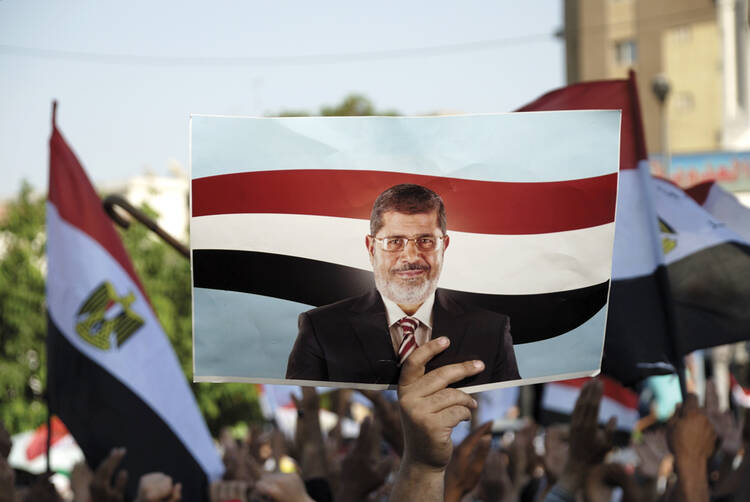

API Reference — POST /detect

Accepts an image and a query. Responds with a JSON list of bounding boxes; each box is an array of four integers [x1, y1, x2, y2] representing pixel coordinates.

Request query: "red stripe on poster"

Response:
[[192, 170, 617, 235]]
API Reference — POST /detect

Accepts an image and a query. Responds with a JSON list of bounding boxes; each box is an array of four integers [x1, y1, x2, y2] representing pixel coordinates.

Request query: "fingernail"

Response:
[[437, 337, 449, 346], [472, 398, 478, 407], [473, 360, 484, 370]]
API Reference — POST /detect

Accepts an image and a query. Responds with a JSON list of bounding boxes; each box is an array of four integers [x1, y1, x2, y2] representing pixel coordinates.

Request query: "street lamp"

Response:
[[651, 74, 671, 178]]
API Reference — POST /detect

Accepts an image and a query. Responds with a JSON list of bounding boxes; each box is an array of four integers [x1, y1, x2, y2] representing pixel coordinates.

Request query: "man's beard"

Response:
[[373, 261, 441, 306]]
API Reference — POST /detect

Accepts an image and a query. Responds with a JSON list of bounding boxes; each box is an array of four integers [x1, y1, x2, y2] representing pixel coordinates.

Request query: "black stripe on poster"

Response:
[[192, 249, 608, 344], [47, 315, 210, 502]]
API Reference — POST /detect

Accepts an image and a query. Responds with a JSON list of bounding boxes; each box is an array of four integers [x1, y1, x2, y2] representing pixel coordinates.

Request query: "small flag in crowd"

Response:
[[46, 103, 223, 501], [541, 377, 639, 432], [731, 374, 750, 408]]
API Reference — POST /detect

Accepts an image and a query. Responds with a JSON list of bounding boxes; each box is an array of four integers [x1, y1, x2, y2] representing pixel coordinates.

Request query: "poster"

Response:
[[190, 111, 620, 391]]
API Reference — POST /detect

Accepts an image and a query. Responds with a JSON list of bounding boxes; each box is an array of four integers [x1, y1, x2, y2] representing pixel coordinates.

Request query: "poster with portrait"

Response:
[[190, 111, 620, 391]]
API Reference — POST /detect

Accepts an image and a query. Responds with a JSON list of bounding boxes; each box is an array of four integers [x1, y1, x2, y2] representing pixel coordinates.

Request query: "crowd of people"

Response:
[[1, 339, 749, 502]]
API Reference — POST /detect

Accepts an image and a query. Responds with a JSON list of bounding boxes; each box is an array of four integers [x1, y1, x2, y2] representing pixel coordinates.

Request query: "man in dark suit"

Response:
[[286, 184, 520, 386]]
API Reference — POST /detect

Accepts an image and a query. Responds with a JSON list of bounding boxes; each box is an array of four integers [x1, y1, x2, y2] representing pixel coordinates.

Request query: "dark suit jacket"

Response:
[[285, 289, 520, 387]]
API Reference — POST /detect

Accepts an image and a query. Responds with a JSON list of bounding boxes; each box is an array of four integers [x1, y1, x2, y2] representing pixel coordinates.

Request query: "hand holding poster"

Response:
[[190, 112, 620, 391]]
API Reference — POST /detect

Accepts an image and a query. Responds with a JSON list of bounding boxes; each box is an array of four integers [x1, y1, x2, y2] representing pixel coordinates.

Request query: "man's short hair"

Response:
[[370, 184, 447, 236]]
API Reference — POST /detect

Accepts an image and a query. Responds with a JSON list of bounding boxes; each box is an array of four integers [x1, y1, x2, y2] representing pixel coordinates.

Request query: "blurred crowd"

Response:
[[1, 340, 749, 502]]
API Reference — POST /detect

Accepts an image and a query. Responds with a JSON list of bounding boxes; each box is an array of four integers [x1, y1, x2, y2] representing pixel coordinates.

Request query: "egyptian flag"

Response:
[[190, 109, 620, 384], [47, 104, 223, 500], [686, 181, 750, 242], [652, 177, 750, 355], [540, 377, 639, 444], [517, 72, 679, 385]]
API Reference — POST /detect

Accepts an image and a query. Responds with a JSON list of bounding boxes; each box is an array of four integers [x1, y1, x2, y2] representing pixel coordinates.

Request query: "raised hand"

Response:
[[134, 473, 181, 502], [667, 394, 716, 502], [336, 416, 393, 502], [389, 336, 484, 502], [209, 480, 249, 502], [555, 380, 615, 497], [444, 421, 492, 502], [359, 389, 404, 456], [476, 448, 514, 502], [253, 472, 314, 502], [292, 387, 328, 481], [70, 461, 94, 502], [90, 448, 128, 502]]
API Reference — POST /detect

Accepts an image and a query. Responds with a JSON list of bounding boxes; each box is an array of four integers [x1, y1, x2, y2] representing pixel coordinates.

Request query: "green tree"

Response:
[[0, 184, 262, 435], [277, 93, 399, 117], [0, 183, 47, 433]]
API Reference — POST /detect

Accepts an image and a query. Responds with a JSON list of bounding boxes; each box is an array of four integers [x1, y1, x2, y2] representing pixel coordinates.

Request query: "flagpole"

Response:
[[628, 71, 688, 400], [102, 194, 190, 259], [46, 100, 58, 475]]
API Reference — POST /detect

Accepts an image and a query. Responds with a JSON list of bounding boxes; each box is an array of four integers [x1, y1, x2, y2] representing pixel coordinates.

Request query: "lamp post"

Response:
[[651, 74, 672, 178]]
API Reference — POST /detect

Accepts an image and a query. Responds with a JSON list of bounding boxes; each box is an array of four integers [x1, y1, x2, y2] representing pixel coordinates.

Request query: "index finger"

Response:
[[398, 336, 451, 386], [96, 447, 126, 481]]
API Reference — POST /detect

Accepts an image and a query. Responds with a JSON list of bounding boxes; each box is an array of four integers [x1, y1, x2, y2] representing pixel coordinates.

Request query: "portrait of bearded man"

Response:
[[285, 183, 520, 386]]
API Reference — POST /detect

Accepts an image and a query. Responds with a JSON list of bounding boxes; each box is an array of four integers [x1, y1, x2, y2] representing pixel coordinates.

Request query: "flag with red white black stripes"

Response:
[[47, 106, 223, 500], [190, 111, 621, 389]]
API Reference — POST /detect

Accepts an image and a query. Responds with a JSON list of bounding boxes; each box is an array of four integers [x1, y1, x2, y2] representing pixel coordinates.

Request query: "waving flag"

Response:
[[517, 72, 676, 385], [686, 181, 750, 242], [46, 104, 223, 500], [653, 178, 750, 355], [190, 111, 621, 387], [518, 73, 750, 385]]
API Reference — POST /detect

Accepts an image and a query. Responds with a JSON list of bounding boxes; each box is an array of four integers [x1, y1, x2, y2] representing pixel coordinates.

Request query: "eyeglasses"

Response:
[[371, 235, 446, 252]]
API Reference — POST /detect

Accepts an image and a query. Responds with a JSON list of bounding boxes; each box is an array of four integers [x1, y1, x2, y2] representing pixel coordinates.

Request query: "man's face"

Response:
[[366, 210, 449, 307]]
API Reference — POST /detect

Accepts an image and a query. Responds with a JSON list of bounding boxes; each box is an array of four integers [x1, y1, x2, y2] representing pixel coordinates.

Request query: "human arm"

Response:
[[90, 447, 128, 502], [292, 387, 328, 482], [335, 416, 392, 502], [389, 336, 485, 502], [359, 390, 404, 456], [544, 380, 615, 501], [444, 421, 492, 502], [666, 394, 716, 502], [286, 313, 327, 381]]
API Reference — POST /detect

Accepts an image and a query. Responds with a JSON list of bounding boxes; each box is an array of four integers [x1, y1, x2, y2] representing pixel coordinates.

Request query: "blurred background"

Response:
[[1, 1, 750, 499]]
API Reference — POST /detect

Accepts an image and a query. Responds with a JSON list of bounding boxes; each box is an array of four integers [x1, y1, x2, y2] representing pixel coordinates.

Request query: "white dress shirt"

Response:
[[380, 292, 436, 356]]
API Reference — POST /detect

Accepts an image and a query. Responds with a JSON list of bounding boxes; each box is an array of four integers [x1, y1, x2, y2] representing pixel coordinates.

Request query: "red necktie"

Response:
[[397, 317, 419, 366]]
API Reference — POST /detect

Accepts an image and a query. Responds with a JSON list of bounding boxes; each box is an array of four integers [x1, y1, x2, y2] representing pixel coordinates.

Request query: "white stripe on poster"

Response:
[[46, 203, 223, 480], [191, 213, 614, 295]]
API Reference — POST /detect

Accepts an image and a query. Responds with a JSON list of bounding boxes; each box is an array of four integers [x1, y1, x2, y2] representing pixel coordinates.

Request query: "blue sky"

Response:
[[0, 1, 564, 197]]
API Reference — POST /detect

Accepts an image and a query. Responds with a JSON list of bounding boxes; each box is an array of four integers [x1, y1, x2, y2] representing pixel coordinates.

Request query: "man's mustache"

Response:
[[390, 263, 430, 273]]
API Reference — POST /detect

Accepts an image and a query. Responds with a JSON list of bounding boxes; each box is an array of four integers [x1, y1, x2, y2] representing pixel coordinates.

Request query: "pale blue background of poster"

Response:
[[191, 112, 620, 182], [194, 287, 605, 380], [191, 112, 618, 383]]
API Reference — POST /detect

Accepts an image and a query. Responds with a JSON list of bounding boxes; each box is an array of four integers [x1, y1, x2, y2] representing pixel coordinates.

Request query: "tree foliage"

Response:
[[277, 93, 398, 117], [0, 184, 262, 435], [0, 183, 47, 433]]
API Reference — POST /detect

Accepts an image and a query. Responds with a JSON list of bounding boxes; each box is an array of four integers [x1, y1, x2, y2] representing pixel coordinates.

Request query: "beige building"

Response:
[[564, 0, 750, 156]]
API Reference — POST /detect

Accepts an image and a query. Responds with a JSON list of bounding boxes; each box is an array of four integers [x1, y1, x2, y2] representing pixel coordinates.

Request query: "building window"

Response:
[[674, 91, 695, 112], [614, 40, 637, 65], [674, 25, 692, 43]]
